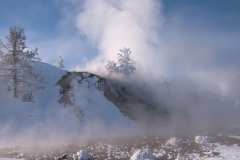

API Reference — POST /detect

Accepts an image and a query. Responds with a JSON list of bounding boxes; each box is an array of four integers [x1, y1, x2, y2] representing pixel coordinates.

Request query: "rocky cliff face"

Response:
[[56, 71, 170, 125]]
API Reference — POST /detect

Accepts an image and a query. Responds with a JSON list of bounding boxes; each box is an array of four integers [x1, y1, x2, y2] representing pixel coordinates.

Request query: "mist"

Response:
[[0, 0, 240, 148], [73, 0, 239, 97], [72, 0, 240, 134]]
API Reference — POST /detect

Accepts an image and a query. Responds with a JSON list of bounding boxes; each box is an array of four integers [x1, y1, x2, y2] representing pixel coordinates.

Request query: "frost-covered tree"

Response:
[[117, 48, 136, 75], [54, 56, 65, 68], [0, 26, 44, 98], [105, 47, 136, 76], [105, 61, 118, 75]]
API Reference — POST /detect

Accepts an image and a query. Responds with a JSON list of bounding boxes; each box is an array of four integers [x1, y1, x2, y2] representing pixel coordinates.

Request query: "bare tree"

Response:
[[158, 75, 172, 96], [0, 26, 44, 98]]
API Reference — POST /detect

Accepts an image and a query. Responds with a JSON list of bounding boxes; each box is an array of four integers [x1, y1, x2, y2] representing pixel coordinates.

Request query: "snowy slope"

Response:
[[0, 62, 138, 144], [1, 62, 240, 160]]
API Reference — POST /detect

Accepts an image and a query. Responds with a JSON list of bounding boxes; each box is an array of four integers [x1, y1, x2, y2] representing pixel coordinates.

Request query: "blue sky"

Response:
[[0, 0, 240, 100], [0, 0, 60, 37], [0, 0, 94, 69]]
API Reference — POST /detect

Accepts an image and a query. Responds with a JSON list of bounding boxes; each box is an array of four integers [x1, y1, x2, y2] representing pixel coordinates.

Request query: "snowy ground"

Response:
[[0, 132, 240, 160], [1, 62, 240, 160], [0, 62, 138, 145]]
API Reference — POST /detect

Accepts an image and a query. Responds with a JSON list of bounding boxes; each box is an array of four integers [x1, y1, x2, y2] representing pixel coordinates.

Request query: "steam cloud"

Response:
[[74, 0, 240, 101], [75, 0, 166, 78], [72, 0, 240, 133], [0, 0, 240, 146]]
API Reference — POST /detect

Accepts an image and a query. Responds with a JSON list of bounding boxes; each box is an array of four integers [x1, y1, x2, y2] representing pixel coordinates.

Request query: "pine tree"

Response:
[[0, 26, 44, 98], [54, 56, 65, 68]]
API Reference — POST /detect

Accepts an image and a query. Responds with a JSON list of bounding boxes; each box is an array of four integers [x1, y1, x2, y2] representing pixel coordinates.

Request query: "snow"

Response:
[[1, 62, 240, 160], [202, 144, 240, 160], [73, 154, 78, 160], [166, 137, 184, 146], [228, 135, 240, 140], [0, 62, 137, 144], [213, 144, 240, 159], [70, 74, 135, 126], [75, 150, 90, 160], [0, 134, 240, 160], [130, 149, 154, 160], [195, 136, 212, 144], [191, 136, 240, 160], [152, 149, 166, 159], [175, 154, 188, 160]]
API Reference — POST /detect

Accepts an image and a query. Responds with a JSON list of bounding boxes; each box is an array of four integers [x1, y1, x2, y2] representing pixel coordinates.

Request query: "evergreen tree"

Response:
[[54, 56, 65, 68], [0, 26, 44, 98]]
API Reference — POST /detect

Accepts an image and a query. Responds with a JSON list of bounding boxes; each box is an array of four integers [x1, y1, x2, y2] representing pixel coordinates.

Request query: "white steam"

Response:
[[75, 0, 166, 77], [1, 0, 240, 146], [69, 0, 240, 133], [72, 0, 240, 101]]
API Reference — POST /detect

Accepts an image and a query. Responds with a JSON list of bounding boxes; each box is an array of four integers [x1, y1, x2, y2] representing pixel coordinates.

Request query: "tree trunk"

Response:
[[13, 41, 18, 97], [14, 71, 18, 97]]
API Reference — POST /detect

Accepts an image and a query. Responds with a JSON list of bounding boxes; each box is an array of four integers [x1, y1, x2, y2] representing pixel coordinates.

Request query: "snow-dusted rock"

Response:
[[76, 150, 90, 160], [73, 154, 78, 160], [130, 149, 154, 160], [16, 152, 25, 159], [175, 154, 188, 160], [195, 136, 211, 144], [166, 137, 183, 146], [61, 154, 68, 160], [153, 149, 166, 159]]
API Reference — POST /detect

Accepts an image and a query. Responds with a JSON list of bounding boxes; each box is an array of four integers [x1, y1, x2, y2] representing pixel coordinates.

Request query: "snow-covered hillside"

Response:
[[0, 62, 140, 145], [0, 62, 240, 160], [1, 62, 240, 160]]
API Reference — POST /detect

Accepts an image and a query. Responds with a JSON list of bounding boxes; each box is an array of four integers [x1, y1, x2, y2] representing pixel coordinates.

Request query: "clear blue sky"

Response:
[[0, 0, 239, 71]]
